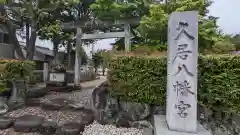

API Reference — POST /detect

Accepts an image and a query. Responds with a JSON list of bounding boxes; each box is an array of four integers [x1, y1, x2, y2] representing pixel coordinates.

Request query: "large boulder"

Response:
[[56, 109, 94, 135], [119, 101, 151, 121], [115, 117, 131, 128], [95, 97, 119, 125], [56, 122, 84, 135], [0, 116, 14, 129], [92, 82, 109, 110], [39, 121, 58, 135], [25, 98, 42, 107], [78, 109, 94, 125], [131, 120, 153, 129], [0, 98, 8, 115], [13, 115, 45, 133], [27, 86, 48, 98], [40, 98, 74, 111], [92, 82, 108, 124], [152, 105, 165, 115]]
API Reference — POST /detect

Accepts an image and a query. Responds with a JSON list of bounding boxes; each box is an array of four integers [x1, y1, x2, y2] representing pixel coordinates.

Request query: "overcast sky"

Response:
[[21, 0, 240, 50]]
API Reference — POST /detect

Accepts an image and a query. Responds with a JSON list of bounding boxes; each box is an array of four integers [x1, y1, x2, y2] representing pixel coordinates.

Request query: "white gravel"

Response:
[[5, 107, 86, 125], [0, 77, 146, 135], [82, 121, 144, 135], [1, 89, 95, 135]]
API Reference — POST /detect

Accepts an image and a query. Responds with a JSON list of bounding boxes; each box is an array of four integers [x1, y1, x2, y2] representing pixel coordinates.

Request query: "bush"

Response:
[[210, 41, 236, 54], [0, 59, 35, 92], [108, 55, 240, 113]]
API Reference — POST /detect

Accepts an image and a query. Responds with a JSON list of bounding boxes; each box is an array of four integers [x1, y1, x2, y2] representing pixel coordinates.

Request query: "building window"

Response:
[[0, 33, 10, 44], [3, 34, 9, 44]]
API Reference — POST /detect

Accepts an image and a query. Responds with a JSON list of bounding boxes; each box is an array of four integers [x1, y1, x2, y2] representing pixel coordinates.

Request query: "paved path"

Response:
[[80, 76, 106, 89]]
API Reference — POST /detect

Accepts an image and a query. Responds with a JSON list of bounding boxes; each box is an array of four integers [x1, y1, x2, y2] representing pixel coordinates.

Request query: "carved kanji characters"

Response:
[[175, 101, 191, 118], [173, 80, 195, 97]]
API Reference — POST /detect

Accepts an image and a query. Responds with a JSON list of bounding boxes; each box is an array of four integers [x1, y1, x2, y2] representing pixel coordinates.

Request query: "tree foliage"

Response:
[[3, 0, 79, 60], [91, 0, 232, 54], [231, 34, 240, 50], [137, 0, 223, 53], [90, 0, 150, 21]]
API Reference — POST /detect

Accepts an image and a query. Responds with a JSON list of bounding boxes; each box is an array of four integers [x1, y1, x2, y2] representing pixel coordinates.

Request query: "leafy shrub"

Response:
[[0, 59, 35, 92], [108, 55, 240, 113], [210, 41, 236, 54]]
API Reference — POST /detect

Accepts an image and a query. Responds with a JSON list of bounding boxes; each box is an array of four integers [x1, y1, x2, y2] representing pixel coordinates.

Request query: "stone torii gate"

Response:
[[61, 18, 140, 86]]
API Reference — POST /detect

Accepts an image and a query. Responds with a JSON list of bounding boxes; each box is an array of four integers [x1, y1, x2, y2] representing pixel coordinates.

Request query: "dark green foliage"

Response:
[[198, 55, 240, 113], [92, 52, 103, 71], [108, 56, 167, 105], [108, 55, 240, 113]]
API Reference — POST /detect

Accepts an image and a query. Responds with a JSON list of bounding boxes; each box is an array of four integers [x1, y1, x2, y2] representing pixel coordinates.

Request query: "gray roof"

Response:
[[35, 46, 54, 56], [19, 41, 54, 56], [15, 42, 54, 61]]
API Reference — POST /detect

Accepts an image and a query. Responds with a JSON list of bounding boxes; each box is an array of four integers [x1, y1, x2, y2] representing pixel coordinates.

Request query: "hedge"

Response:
[[108, 55, 240, 113]]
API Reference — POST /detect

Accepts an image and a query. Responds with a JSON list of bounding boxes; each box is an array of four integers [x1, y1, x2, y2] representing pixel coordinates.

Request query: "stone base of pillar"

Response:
[[153, 115, 212, 135]]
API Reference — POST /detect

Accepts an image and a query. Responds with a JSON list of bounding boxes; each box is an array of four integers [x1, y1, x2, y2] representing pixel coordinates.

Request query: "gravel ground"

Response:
[[0, 88, 94, 135], [0, 77, 145, 135], [82, 121, 144, 135]]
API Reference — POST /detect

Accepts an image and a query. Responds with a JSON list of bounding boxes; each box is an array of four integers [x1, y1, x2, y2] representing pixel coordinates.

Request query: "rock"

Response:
[[92, 82, 108, 110], [68, 103, 85, 111], [104, 97, 119, 118], [27, 87, 48, 98], [131, 120, 153, 129], [47, 85, 76, 92], [39, 121, 58, 135], [93, 97, 119, 125], [142, 128, 153, 135], [13, 115, 44, 133], [153, 105, 165, 115], [56, 122, 84, 135], [25, 98, 41, 107], [40, 98, 74, 111], [115, 117, 131, 128], [46, 81, 67, 87], [0, 116, 14, 129], [0, 98, 8, 115], [120, 101, 151, 121], [78, 109, 94, 125], [92, 82, 120, 125], [56, 110, 93, 135]]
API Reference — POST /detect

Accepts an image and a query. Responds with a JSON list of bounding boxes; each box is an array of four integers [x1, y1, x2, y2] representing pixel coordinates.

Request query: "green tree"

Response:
[[4, 0, 78, 60], [137, 0, 223, 52], [231, 34, 240, 50], [90, 0, 150, 21], [95, 49, 112, 75], [92, 52, 102, 73]]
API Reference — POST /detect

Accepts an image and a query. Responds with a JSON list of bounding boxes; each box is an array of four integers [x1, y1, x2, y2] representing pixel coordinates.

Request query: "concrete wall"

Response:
[[0, 43, 14, 59]]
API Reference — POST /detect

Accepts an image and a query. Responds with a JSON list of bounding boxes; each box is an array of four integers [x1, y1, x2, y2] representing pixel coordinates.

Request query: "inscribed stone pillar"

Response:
[[74, 28, 82, 86], [166, 11, 198, 133]]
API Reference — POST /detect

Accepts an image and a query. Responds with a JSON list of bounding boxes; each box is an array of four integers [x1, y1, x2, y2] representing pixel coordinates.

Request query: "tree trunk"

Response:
[[53, 40, 59, 59], [26, 21, 37, 60], [26, 22, 30, 49], [5, 20, 25, 59]]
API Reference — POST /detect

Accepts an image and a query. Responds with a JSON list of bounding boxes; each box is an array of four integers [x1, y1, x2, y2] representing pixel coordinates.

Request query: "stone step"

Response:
[[40, 98, 85, 111]]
